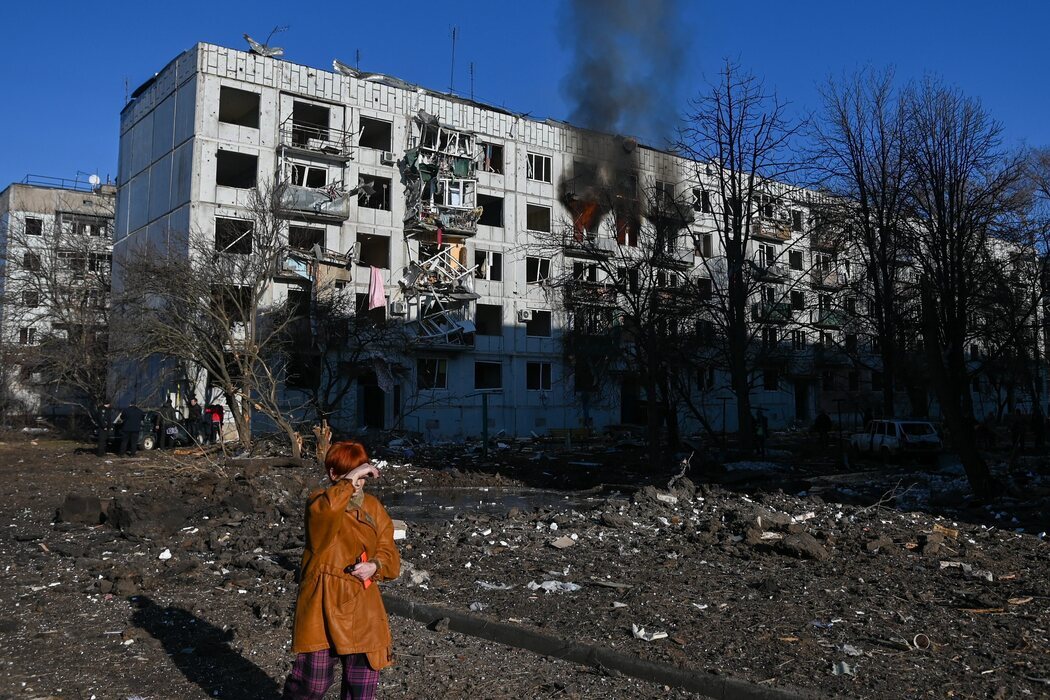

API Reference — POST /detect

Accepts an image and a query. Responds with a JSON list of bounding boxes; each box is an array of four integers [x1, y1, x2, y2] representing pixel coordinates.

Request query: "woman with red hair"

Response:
[[282, 441, 400, 700]]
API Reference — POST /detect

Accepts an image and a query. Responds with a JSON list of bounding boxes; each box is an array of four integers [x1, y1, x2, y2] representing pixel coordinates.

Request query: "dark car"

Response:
[[92, 411, 195, 452]]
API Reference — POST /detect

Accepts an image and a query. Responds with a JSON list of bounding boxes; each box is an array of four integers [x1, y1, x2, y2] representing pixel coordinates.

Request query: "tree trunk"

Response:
[[645, 369, 662, 467]]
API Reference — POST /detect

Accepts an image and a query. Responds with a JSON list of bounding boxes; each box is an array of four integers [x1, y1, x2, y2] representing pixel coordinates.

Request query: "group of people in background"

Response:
[[94, 397, 226, 457]]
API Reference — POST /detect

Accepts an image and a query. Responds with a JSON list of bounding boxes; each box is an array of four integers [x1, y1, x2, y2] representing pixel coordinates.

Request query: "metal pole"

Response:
[[481, 392, 489, 458]]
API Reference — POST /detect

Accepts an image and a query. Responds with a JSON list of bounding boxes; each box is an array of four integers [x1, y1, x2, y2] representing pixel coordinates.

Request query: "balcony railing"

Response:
[[278, 183, 351, 221], [279, 121, 354, 160]]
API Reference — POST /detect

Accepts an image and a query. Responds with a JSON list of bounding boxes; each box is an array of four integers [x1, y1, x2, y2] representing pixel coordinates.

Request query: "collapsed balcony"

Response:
[[403, 111, 482, 239], [278, 182, 351, 221], [396, 245, 480, 350]]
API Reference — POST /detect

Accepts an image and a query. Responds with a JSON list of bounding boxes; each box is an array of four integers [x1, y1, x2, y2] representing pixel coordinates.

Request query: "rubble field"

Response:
[[1, 435, 1049, 699]]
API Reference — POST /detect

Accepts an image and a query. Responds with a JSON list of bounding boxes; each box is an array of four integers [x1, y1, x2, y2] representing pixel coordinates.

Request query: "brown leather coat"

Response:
[[290, 480, 401, 670]]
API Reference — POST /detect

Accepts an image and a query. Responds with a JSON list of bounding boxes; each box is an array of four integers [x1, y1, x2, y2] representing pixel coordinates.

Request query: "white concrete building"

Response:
[[114, 43, 860, 439]]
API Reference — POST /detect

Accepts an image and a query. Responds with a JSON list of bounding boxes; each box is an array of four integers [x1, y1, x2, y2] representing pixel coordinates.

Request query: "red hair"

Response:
[[325, 440, 369, 477]]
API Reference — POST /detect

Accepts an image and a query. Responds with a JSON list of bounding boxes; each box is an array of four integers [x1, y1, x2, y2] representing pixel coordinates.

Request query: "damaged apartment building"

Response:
[[113, 42, 874, 438]]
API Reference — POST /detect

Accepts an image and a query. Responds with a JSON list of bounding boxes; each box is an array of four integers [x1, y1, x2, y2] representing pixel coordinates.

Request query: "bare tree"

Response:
[[676, 61, 806, 448], [904, 79, 1029, 497]]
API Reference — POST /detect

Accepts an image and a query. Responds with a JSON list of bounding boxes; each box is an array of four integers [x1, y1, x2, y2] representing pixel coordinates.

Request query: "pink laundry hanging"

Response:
[[367, 265, 385, 310]]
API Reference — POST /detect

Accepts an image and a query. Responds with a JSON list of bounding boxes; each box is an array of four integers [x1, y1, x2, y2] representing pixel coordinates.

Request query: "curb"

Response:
[[383, 594, 821, 699]]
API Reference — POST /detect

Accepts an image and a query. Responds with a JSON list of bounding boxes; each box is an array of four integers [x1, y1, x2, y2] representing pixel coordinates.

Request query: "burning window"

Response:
[[289, 226, 325, 251], [358, 234, 390, 268], [479, 142, 504, 174], [474, 361, 502, 390], [25, 217, 43, 236], [525, 310, 552, 337], [526, 204, 551, 233], [418, 358, 448, 390], [291, 163, 328, 189], [527, 153, 552, 183], [475, 250, 502, 281], [526, 362, 552, 391], [219, 87, 260, 128], [475, 304, 502, 335], [215, 218, 253, 254], [615, 210, 639, 247], [477, 194, 504, 227], [216, 150, 258, 189], [525, 257, 551, 284], [359, 117, 392, 151], [359, 176, 392, 210]]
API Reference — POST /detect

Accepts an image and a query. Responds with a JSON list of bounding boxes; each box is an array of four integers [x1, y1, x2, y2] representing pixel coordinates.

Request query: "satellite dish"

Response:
[[88, 174, 101, 187]]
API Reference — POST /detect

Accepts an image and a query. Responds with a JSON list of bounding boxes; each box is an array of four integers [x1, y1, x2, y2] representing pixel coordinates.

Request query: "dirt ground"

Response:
[[1, 434, 1049, 699]]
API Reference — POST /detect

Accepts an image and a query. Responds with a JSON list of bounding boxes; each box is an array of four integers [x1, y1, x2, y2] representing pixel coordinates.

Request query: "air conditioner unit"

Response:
[[380, 151, 397, 165], [390, 300, 408, 316], [517, 309, 533, 322]]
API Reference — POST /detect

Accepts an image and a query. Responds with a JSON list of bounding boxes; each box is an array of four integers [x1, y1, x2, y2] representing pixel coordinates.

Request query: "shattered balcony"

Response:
[[751, 220, 792, 242], [279, 119, 354, 161], [403, 110, 482, 239], [810, 269, 845, 289], [646, 195, 696, 229], [278, 182, 351, 222], [396, 246, 480, 351]]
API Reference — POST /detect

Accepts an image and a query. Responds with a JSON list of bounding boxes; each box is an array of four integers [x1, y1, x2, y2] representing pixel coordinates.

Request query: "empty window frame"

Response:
[[789, 250, 803, 271], [696, 232, 713, 258], [358, 233, 391, 268], [288, 226, 325, 251], [61, 213, 110, 237], [477, 193, 504, 227], [218, 87, 260, 128], [19, 327, 36, 345], [359, 117, 393, 151], [479, 142, 504, 174], [215, 217, 253, 254], [792, 209, 803, 231], [475, 303, 502, 335], [525, 256, 551, 284], [359, 176, 392, 210], [475, 250, 503, 281], [25, 217, 43, 236], [526, 204, 551, 232], [417, 358, 448, 390], [526, 153, 552, 183], [291, 101, 330, 146], [474, 361, 502, 390], [216, 150, 258, 188], [692, 188, 712, 213], [526, 361, 552, 391], [291, 163, 328, 189], [22, 251, 41, 271], [572, 262, 598, 283], [791, 329, 806, 349], [790, 290, 806, 311], [525, 310, 552, 337], [758, 243, 776, 268]]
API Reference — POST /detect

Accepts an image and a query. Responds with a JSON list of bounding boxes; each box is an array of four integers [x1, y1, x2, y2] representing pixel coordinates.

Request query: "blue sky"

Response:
[[0, 1, 1046, 188]]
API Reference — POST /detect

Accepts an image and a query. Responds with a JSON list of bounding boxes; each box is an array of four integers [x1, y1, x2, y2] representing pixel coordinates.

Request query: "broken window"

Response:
[[526, 362, 552, 391], [790, 290, 805, 311], [573, 305, 613, 335], [60, 213, 110, 237], [816, 253, 833, 274], [818, 293, 831, 312], [615, 210, 640, 247], [698, 277, 713, 301], [695, 232, 713, 258], [435, 179, 475, 209], [525, 257, 551, 284], [762, 326, 778, 348], [291, 101, 330, 147], [792, 210, 803, 231], [216, 150, 258, 189], [354, 293, 387, 323], [359, 117, 392, 151], [25, 217, 43, 236], [22, 251, 41, 271], [22, 291, 39, 307], [479, 142, 504, 174], [417, 358, 448, 390], [475, 250, 503, 281], [791, 329, 806, 350], [477, 194, 504, 227], [655, 180, 675, 209], [617, 267, 640, 294], [358, 234, 390, 268], [763, 368, 779, 391], [758, 243, 776, 268], [572, 262, 598, 283], [789, 250, 803, 271], [474, 361, 502, 390], [525, 310, 552, 337], [359, 176, 392, 210], [820, 331, 834, 346], [692, 188, 712, 213], [89, 252, 111, 273], [759, 194, 775, 219], [475, 304, 502, 335], [291, 163, 328, 189], [526, 204, 551, 233], [527, 153, 552, 183], [289, 226, 325, 251], [218, 87, 260, 128], [215, 217, 253, 254], [57, 249, 86, 273], [19, 327, 36, 345]]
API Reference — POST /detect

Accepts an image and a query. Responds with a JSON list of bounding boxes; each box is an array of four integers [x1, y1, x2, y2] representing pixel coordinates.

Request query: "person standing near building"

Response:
[[95, 400, 118, 457], [210, 404, 223, 443], [282, 441, 400, 700], [119, 404, 145, 457], [158, 400, 177, 449], [187, 397, 203, 443]]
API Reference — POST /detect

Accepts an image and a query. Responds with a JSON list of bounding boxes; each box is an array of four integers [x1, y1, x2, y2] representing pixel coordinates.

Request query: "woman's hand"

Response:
[[350, 560, 377, 582], [330, 463, 380, 489]]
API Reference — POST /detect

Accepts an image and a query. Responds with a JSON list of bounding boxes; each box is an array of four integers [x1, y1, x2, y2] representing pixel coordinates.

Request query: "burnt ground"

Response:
[[1, 433, 1049, 699]]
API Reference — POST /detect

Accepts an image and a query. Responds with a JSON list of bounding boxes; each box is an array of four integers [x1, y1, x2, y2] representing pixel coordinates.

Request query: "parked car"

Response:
[[849, 419, 942, 460], [91, 412, 195, 452]]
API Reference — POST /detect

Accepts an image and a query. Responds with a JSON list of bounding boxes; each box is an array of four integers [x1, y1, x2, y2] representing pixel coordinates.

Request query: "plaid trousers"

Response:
[[282, 649, 379, 700]]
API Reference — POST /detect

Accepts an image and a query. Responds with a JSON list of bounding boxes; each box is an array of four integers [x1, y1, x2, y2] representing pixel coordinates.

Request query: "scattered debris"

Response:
[[631, 624, 668, 642], [527, 580, 581, 594]]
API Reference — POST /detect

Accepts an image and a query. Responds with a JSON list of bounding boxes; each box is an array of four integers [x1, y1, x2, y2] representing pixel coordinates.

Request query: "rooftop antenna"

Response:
[[448, 26, 457, 93], [355, 49, 361, 71], [469, 61, 475, 101]]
